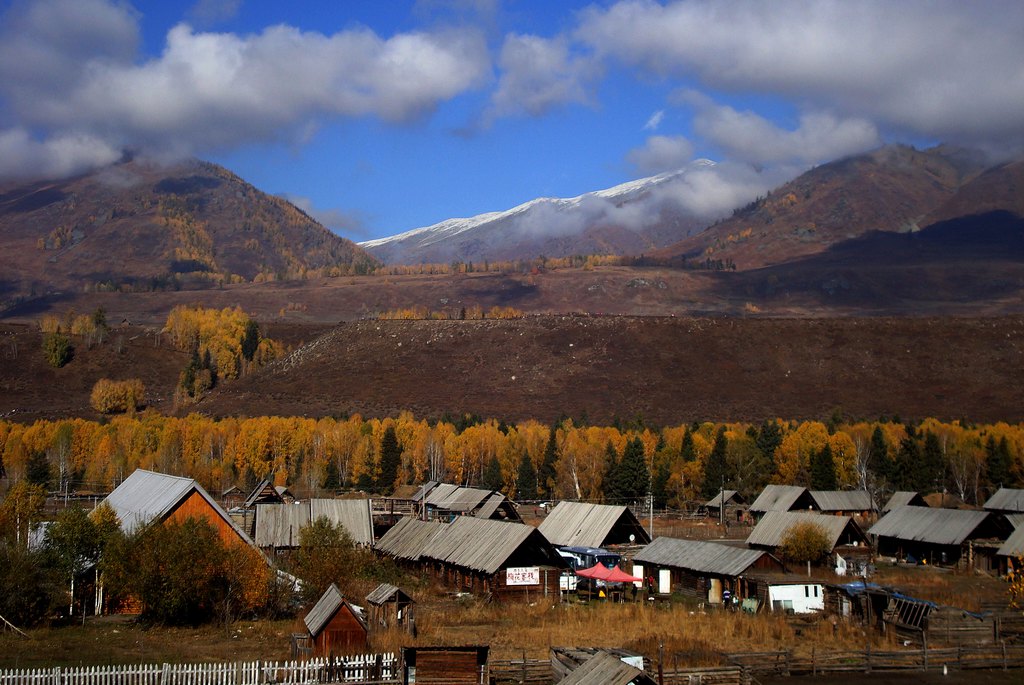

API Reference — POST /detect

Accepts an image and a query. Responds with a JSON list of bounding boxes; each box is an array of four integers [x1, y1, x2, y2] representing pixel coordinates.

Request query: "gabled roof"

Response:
[[376, 516, 564, 575], [748, 485, 809, 513], [423, 516, 562, 575], [882, 491, 927, 513], [868, 506, 1005, 546], [366, 583, 414, 606], [705, 490, 745, 508], [998, 524, 1024, 558], [634, 537, 779, 577], [304, 583, 366, 637], [809, 490, 875, 512], [244, 479, 283, 508], [559, 652, 656, 685], [103, 469, 253, 546], [254, 499, 374, 547], [746, 511, 867, 550], [538, 502, 651, 548], [375, 517, 446, 561], [984, 488, 1024, 513]]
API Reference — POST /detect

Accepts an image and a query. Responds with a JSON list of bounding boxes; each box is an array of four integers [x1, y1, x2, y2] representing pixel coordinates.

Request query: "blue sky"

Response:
[[1, 1, 1022, 242]]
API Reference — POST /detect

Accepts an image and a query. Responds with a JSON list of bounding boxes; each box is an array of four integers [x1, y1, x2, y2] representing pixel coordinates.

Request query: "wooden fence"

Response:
[[725, 644, 1024, 677], [0, 654, 399, 685], [489, 659, 549, 685]]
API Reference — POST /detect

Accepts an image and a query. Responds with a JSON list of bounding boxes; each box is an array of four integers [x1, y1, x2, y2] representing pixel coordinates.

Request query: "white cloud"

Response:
[[627, 134, 694, 174], [643, 110, 664, 131], [0, 0, 491, 181], [187, 0, 241, 27], [577, 0, 1024, 147], [0, 128, 122, 180], [676, 91, 880, 166], [486, 33, 601, 120]]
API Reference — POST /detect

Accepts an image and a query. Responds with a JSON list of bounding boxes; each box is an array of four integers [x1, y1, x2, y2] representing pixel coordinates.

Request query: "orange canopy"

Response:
[[575, 564, 641, 584]]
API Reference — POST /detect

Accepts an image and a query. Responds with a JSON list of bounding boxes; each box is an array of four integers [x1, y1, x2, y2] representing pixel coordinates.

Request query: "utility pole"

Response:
[[719, 476, 725, 529]]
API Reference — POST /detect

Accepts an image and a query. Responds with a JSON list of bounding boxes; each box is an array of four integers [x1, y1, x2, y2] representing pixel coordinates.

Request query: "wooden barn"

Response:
[[103, 469, 255, 548], [748, 485, 817, 520], [402, 646, 488, 685], [868, 506, 1013, 570], [537, 501, 651, 548], [746, 511, 869, 556], [882, 491, 928, 513], [255, 499, 375, 550], [413, 482, 521, 522], [632, 537, 784, 605], [302, 584, 368, 657], [809, 490, 876, 518], [704, 490, 747, 522], [366, 583, 415, 634], [375, 516, 567, 601]]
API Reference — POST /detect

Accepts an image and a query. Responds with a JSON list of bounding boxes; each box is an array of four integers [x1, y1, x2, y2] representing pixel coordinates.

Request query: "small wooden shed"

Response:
[[366, 583, 415, 634], [402, 646, 488, 685], [304, 584, 368, 657]]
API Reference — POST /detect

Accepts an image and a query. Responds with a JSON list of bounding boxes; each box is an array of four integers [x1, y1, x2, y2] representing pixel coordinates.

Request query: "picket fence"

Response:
[[0, 654, 398, 685]]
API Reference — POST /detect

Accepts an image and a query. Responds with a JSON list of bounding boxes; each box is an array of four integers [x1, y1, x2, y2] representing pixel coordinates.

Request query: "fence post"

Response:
[[1002, 641, 1007, 671], [922, 632, 928, 671], [52, 666, 61, 685], [811, 647, 816, 677], [866, 642, 872, 674]]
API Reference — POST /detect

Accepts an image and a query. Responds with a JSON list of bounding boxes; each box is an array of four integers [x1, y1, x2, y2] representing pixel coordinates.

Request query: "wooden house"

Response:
[[809, 490, 876, 518], [412, 482, 521, 522], [303, 584, 368, 657], [402, 646, 488, 685], [375, 516, 567, 601], [366, 583, 415, 634], [746, 511, 869, 555], [103, 469, 255, 548], [220, 486, 246, 509], [881, 491, 927, 513], [868, 506, 1013, 570], [748, 485, 817, 520], [255, 499, 375, 550], [537, 501, 651, 548], [704, 490, 747, 522], [632, 537, 784, 605], [983, 487, 1024, 515]]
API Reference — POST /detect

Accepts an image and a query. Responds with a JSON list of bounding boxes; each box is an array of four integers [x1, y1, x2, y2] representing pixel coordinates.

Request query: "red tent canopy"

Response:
[[575, 564, 640, 584]]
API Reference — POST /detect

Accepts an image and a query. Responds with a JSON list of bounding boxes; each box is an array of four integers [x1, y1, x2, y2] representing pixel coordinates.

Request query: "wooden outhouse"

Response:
[[304, 584, 368, 657], [366, 583, 415, 633]]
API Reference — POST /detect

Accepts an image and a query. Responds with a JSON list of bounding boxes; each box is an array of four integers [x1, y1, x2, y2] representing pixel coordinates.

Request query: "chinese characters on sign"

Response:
[[505, 567, 540, 585]]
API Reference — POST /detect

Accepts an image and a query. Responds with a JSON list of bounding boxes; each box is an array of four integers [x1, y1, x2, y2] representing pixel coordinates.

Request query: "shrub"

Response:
[[42, 331, 73, 367], [778, 521, 833, 565], [90, 378, 145, 413]]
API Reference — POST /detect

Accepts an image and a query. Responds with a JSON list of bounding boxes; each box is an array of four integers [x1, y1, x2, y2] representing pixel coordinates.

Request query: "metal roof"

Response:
[[1006, 513, 1024, 530], [704, 490, 744, 508], [868, 506, 996, 545], [997, 524, 1024, 557], [882, 491, 926, 513], [984, 488, 1024, 513], [425, 484, 493, 512], [809, 490, 875, 512], [376, 516, 562, 575], [423, 516, 557, 575], [311, 499, 374, 545], [255, 499, 374, 547], [103, 469, 254, 546], [374, 517, 446, 561], [559, 652, 655, 685], [537, 502, 651, 547], [365, 583, 413, 606], [748, 485, 808, 513], [243, 479, 282, 508], [475, 493, 506, 519], [746, 511, 865, 549], [634, 537, 773, 577]]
